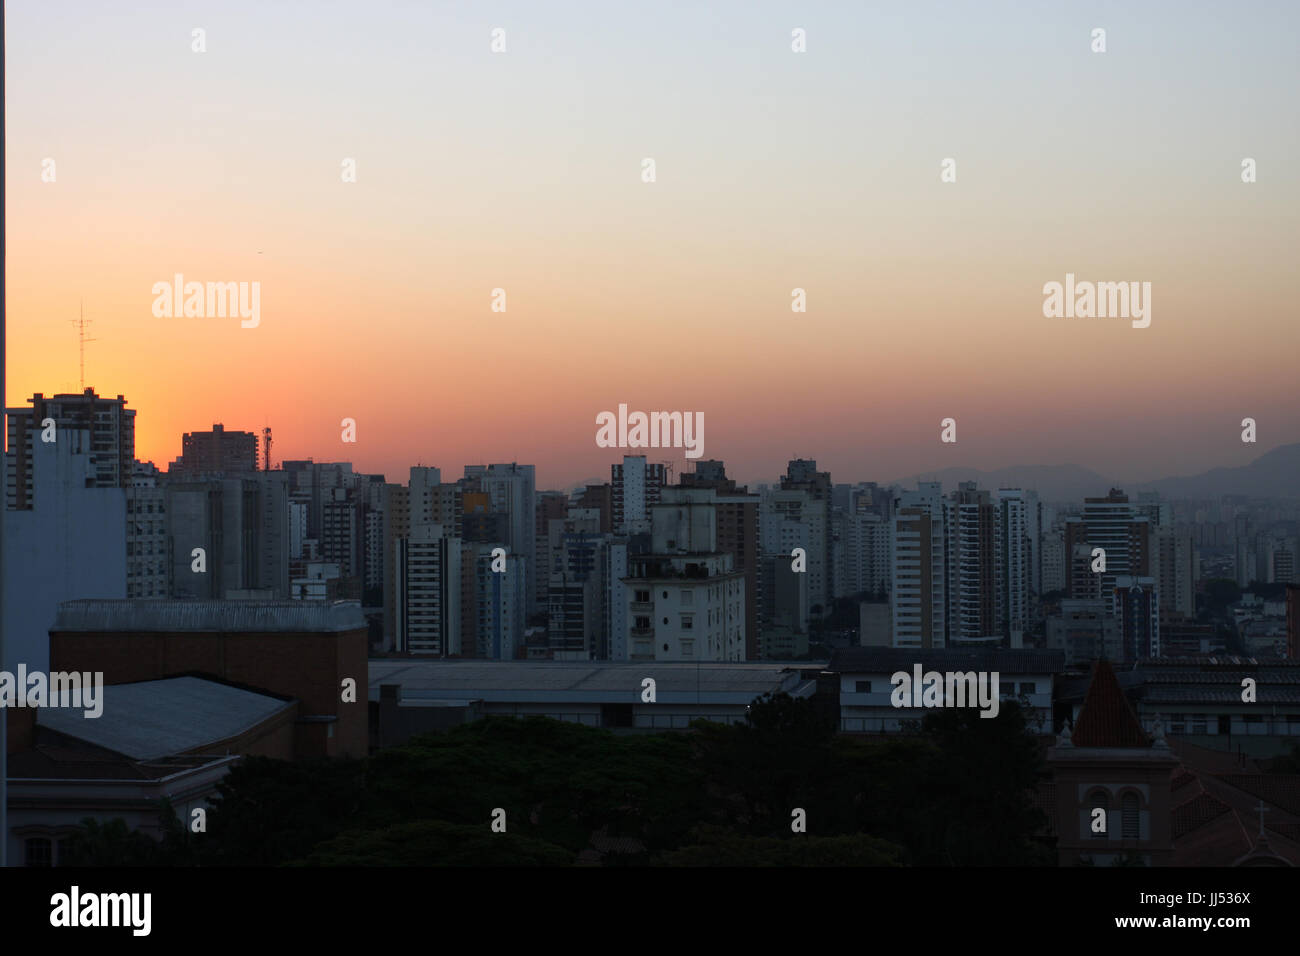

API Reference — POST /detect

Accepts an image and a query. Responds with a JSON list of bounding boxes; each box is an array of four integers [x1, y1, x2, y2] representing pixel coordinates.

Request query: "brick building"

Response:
[[48, 599, 368, 759]]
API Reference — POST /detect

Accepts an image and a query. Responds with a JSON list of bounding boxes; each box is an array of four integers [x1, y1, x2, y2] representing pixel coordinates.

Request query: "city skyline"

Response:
[[8, 381, 1300, 495]]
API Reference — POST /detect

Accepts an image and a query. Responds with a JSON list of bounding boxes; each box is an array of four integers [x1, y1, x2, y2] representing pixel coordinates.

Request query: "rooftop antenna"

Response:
[[263, 425, 273, 471], [70, 300, 96, 391]]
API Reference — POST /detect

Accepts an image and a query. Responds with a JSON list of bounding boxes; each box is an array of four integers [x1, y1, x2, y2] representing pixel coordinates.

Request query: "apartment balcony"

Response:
[[630, 626, 655, 637]]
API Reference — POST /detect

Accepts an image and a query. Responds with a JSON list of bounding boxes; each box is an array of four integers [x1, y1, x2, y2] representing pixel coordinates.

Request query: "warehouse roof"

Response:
[[368, 659, 818, 705]]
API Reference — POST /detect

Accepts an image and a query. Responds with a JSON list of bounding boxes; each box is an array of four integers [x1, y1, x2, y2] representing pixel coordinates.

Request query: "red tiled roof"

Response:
[[1071, 659, 1150, 748], [1172, 791, 1233, 839], [1215, 774, 1300, 816]]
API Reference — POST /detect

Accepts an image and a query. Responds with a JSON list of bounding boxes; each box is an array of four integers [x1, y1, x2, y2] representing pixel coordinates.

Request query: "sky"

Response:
[[6, 0, 1299, 490]]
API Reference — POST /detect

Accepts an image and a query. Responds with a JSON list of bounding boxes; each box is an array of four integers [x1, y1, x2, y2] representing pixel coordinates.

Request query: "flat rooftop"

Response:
[[52, 599, 366, 633], [369, 659, 820, 705]]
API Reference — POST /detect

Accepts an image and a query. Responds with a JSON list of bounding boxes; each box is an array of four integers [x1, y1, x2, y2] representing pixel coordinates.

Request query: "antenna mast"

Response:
[[69, 300, 96, 391]]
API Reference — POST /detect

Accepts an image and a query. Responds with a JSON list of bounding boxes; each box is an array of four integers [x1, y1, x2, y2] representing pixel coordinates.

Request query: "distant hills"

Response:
[[1134, 443, 1300, 501], [890, 443, 1300, 503]]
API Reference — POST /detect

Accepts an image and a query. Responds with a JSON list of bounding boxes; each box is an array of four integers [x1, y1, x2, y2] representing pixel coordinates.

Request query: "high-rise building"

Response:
[[1113, 575, 1160, 660], [465, 463, 536, 613], [1151, 526, 1196, 618], [762, 486, 829, 615], [1067, 542, 1103, 600], [6, 389, 136, 509], [1041, 525, 1067, 594], [839, 511, 891, 599], [679, 461, 759, 658], [385, 466, 473, 652], [574, 483, 613, 533], [779, 460, 832, 611], [548, 515, 608, 660], [2, 428, 127, 672], [165, 471, 290, 599], [995, 488, 1033, 642], [612, 455, 665, 535], [759, 552, 808, 658], [321, 486, 361, 582], [169, 423, 258, 478], [605, 541, 630, 661], [534, 491, 569, 612], [890, 483, 947, 648], [394, 523, 462, 655], [464, 543, 524, 659], [948, 482, 998, 644], [1287, 585, 1299, 660], [126, 463, 169, 599], [1066, 489, 1151, 604]]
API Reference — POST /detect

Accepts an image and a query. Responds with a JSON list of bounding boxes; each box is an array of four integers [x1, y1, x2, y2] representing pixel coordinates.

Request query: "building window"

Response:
[[1122, 794, 1139, 839], [855, 681, 871, 693], [26, 838, 53, 867], [681, 590, 693, 606], [681, 615, 693, 630], [635, 590, 650, 603], [1019, 682, 1036, 695]]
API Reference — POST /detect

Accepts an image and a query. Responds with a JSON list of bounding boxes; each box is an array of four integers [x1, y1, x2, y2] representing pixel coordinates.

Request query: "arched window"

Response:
[[1089, 790, 1109, 839], [1122, 793, 1140, 839]]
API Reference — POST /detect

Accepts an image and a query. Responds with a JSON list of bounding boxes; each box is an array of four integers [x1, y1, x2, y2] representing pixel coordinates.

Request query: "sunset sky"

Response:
[[6, 0, 1298, 490]]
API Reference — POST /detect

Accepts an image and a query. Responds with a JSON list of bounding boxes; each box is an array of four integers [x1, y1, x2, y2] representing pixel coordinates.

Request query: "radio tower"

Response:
[[262, 426, 273, 471], [69, 300, 96, 391]]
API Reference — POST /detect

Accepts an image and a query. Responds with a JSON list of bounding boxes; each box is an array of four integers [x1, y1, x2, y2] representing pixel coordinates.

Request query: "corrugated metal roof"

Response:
[[37, 676, 294, 760], [368, 659, 808, 704], [52, 599, 366, 633]]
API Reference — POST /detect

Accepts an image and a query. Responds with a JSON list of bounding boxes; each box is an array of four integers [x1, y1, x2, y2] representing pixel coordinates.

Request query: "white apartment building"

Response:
[[891, 483, 948, 648], [621, 491, 746, 661]]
